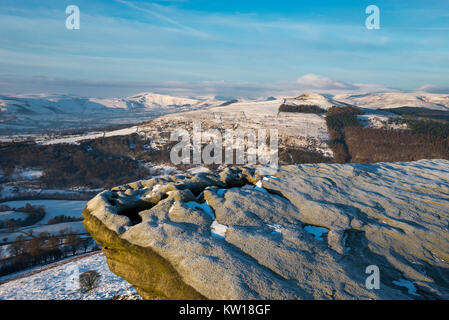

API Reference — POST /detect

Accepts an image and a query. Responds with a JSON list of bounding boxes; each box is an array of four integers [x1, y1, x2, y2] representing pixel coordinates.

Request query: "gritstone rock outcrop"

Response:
[[82, 159, 449, 299]]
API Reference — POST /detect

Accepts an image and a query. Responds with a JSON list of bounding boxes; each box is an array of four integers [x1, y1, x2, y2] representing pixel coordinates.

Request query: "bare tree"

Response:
[[81, 238, 92, 253], [25, 238, 45, 264], [8, 236, 26, 257], [66, 234, 81, 256], [45, 236, 62, 261], [79, 270, 101, 292]]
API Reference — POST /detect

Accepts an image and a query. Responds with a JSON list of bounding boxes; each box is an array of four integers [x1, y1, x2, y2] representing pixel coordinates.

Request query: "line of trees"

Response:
[[407, 120, 449, 138], [47, 215, 83, 225], [384, 107, 449, 121], [325, 106, 362, 163], [278, 104, 327, 114], [324, 106, 449, 163], [0, 137, 149, 189], [0, 232, 98, 277], [344, 126, 449, 163]]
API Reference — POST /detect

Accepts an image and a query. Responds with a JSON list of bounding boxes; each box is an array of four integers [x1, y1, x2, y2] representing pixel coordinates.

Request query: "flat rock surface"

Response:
[[83, 159, 449, 299]]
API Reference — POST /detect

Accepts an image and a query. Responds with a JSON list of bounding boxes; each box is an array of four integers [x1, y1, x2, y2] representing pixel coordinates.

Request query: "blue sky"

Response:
[[0, 0, 448, 97]]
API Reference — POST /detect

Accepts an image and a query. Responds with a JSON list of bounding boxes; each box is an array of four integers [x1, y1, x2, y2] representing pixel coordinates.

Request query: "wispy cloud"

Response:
[[0, 0, 448, 94], [114, 0, 209, 38]]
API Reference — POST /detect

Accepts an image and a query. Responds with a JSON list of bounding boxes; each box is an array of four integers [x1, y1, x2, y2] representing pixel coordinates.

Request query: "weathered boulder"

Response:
[[83, 160, 449, 299]]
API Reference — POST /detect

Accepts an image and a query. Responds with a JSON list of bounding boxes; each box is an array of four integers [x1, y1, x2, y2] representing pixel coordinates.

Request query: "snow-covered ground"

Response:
[[196, 99, 329, 140], [0, 200, 88, 242], [0, 252, 140, 300], [0, 210, 28, 222], [142, 163, 181, 176], [40, 126, 139, 145], [1, 221, 86, 243], [10, 169, 43, 181], [357, 114, 408, 130], [2, 91, 449, 139], [0, 183, 96, 201], [144, 98, 333, 157], [4, 91, 447, 155], [0, 127, 140, 144], [125, 92, 215, 109], [1, 200, 86, 224], [187, 166, 212, 175]]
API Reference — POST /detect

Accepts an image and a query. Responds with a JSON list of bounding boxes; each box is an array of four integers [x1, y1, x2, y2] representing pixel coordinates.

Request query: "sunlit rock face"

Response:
[[83, 160, 449, 300]]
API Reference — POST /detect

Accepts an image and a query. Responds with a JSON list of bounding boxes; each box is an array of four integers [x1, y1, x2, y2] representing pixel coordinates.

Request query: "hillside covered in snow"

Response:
[[0, 253, 139, 300], [282, 93, 353, 111], [334, 93, 449, 111], [2, 91, 449, 135], [0, 93, 222, 134]]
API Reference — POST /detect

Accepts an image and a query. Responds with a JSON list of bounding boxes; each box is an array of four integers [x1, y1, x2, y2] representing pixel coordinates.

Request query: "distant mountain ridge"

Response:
[[2, 91, 449, 134], [0, 93, 222, 133], [281, 92, 449, 111], [0, 92, 217, 115], [334, 92, 449, 111]]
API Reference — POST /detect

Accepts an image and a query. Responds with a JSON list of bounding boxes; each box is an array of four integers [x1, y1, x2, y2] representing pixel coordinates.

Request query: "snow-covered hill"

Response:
[[125, 93, 215, 109], [0, 92, 216, 115], [143, 98, 333, 158], [334, 92, 449, 111], [283, 93, 353, 111], [2, 91, 449, 135], [283, 92, 449, 111], [0, 93, 221, 133]]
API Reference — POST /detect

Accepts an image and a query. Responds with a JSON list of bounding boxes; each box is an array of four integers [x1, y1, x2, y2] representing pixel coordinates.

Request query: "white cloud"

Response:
[[416, 84, 449, 94], [114, 0, 208, 38], [296, 74, 358, 90]]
